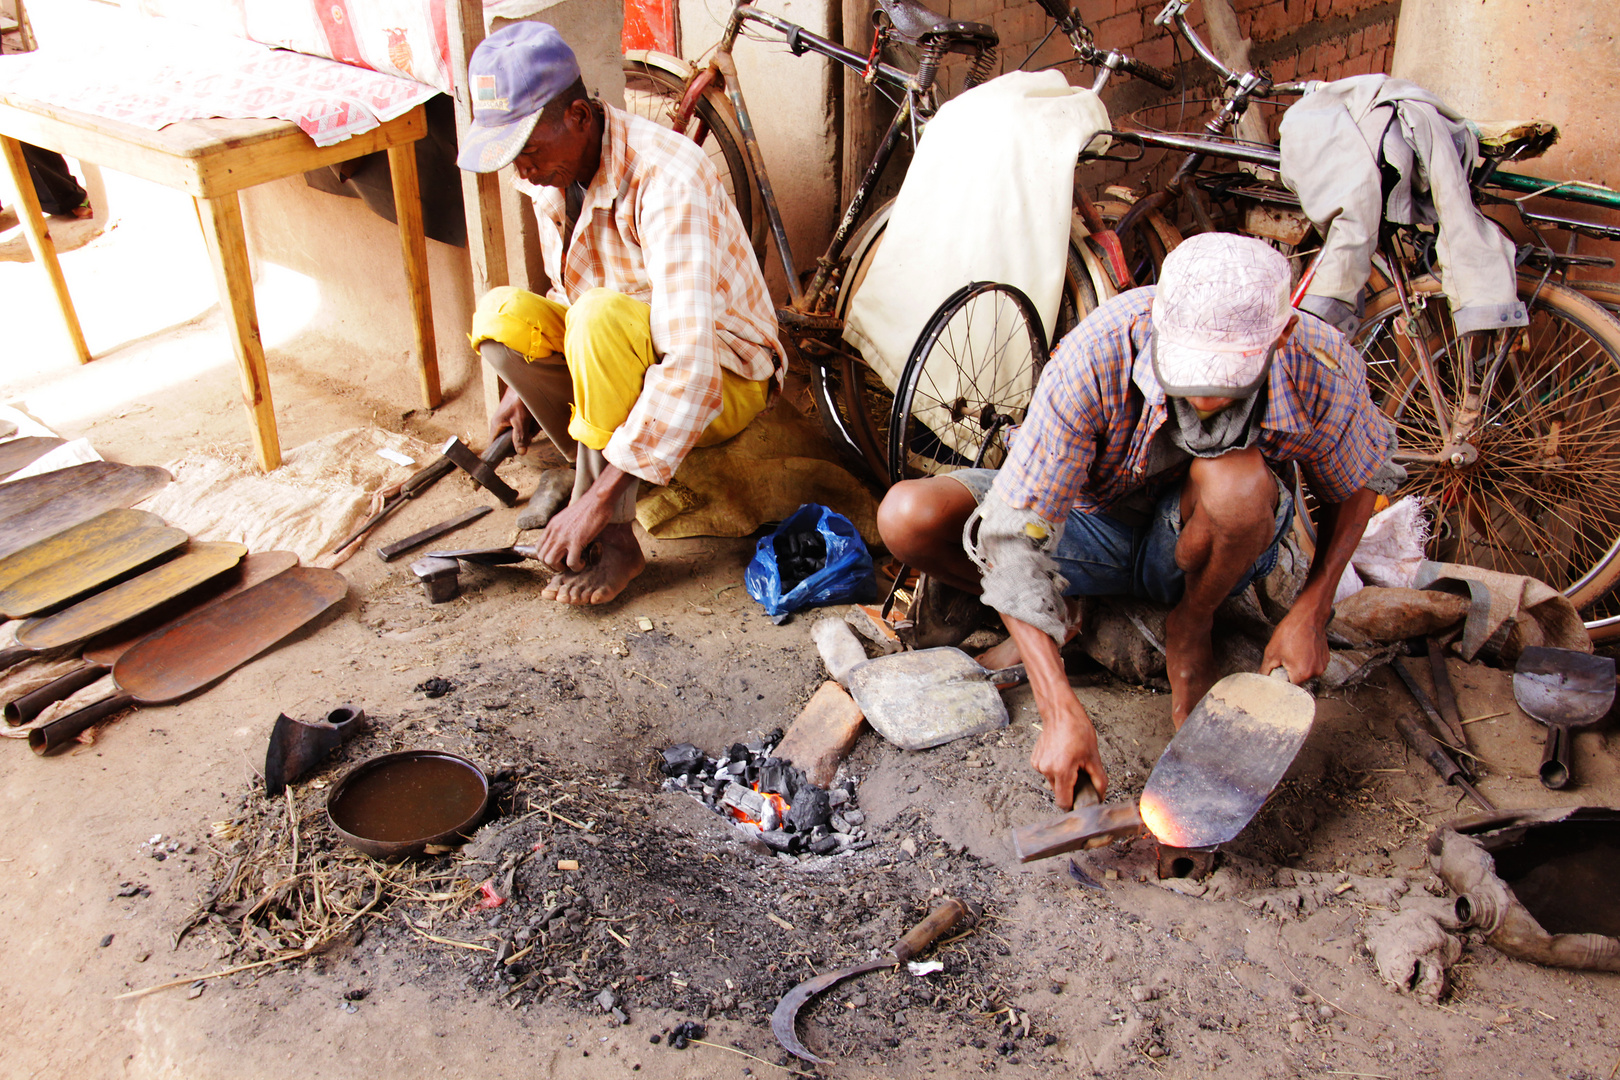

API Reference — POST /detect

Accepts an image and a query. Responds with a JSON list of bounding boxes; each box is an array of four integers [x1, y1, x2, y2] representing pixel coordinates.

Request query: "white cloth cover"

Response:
[[842, 71, 1110, 398]]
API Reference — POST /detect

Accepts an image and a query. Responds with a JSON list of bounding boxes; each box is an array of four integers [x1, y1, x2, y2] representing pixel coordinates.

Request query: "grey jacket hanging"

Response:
[[1278, 74, 1526, 335]]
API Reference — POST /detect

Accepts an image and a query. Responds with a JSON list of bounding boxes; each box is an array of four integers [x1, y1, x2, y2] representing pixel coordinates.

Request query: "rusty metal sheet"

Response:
[[81, 551, 299, 667], [0, 461, 129, 520], [0, 524, 188, 619], [0, 509, 163, 592], [0, 437, 66, 479], [113, 567, 348, 703], [0, 466, 172, 560], [15, 541, 247, 652]]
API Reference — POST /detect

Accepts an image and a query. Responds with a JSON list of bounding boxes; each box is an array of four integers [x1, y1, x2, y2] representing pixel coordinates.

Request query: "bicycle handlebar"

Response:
[[1120, 55, 1177, 90], [730, 4, 919, 91]]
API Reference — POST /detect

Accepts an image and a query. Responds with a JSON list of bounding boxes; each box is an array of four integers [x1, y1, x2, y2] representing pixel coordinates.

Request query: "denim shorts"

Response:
[[947, 468, 1294, 607]]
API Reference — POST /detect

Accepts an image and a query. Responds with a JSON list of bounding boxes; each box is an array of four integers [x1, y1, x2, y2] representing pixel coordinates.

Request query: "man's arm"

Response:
[[1260, 485, 1377, 681], [533, 463, 638, 571], [1008, 612, 1109, 810]]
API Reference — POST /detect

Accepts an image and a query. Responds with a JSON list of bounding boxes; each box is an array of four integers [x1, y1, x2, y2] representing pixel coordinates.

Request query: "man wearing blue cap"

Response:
[[458, 22, 783, 605]]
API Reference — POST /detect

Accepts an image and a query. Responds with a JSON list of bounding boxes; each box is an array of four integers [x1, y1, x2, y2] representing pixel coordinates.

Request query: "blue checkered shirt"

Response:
[[994, 287, 1390, 522]]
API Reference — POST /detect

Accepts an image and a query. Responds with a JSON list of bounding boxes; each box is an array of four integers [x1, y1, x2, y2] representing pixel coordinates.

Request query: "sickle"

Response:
[[770, 897, 973, 1064]]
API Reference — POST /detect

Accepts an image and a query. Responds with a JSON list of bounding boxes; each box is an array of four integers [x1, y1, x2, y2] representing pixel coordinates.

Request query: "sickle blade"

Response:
[[770, 957, 891, 1064]]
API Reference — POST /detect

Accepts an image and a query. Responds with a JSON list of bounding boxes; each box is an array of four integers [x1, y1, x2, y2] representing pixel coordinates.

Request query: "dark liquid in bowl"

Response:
[[330, 755, 486, 843]]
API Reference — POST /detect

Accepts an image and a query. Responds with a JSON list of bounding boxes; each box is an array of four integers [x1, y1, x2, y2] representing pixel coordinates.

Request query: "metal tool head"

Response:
[[1139, 669, 1314, 849], [1513, 646, 1615, 729]]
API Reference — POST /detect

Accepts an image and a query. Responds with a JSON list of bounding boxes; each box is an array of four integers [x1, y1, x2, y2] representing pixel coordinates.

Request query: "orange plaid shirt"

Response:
[[514, 104, 783, 486]]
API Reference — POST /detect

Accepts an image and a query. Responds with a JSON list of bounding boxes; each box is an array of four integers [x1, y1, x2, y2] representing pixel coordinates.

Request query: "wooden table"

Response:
[[0, 97, 441, 471]]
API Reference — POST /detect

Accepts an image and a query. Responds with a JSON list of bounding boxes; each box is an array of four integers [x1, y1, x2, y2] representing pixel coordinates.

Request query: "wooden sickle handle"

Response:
[[892, 897, 975, 964]]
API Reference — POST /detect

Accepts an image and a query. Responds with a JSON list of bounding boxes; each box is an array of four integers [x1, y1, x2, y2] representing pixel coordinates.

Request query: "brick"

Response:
[[774, 681, 865, 789], [1097, 11, 1144, 52], [1248, 1, 1289, 42]]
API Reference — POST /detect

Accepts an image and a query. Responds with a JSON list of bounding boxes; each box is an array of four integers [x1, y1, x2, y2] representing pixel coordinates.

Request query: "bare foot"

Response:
[[540, 522, 645, 605], [973, 599, 1084, 670], [1164, 604, 1218, 728]]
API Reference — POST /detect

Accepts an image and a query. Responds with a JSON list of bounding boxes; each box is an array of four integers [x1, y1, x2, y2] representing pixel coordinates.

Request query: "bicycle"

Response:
[[621, 0, 1148, 486]]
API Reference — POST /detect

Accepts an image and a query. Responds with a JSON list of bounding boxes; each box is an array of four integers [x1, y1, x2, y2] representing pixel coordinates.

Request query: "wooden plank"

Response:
[[387, 142, 442, 409], [0, 99, 425, 198], [0, 133, 90, 363], [195, 193, 280, 471], [446, 0, 510, 423]]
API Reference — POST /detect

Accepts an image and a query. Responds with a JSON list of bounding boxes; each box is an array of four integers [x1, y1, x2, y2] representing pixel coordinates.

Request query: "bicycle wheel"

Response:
[[1354, 273, 1620, 622], [889, 281, 1048, 482], [622, 56, 768, 263], [1571, 279, 1620, 317]]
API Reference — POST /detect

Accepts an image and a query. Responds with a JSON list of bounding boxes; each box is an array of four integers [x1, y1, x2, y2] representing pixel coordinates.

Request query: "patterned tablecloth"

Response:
[[0, 15, 438, 147]]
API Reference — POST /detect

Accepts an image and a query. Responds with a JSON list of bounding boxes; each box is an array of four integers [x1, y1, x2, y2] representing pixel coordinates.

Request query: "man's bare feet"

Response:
[[1164, 604, 1219, 728], [540, 522, 645, 605], [973, 599, 1083, 670]]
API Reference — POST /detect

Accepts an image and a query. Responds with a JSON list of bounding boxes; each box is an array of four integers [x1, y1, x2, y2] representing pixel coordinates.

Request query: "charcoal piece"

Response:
[[669, 1020, 706, 1050], [728, 742, 749, 762], [415, 676, 456, 698], [725, 760, 747, 776], [810, 825, 829, 842], [661, 743, 705, 776], [721, 783, 766, 820], [759, 761, 791, 799], [760, 829, 795, 853], [810, 834, 841, 856], [745, 740, 767, 755], [786, 786, 832, 833]]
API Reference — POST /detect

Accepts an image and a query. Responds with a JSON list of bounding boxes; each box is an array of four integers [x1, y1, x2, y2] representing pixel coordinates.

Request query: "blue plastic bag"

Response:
[[745, 504, 876, 621]]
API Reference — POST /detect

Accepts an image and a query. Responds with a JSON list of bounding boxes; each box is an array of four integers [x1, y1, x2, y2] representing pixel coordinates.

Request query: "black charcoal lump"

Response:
[[661, 744, 705, 776], [785, 786, 831, 833]]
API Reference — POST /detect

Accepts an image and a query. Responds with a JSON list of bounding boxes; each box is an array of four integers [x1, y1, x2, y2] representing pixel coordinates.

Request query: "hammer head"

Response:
[[441, 434, 520, 506]]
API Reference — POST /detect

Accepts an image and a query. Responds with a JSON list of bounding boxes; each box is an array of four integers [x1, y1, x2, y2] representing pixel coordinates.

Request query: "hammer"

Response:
[[441, 434, 520, 506]]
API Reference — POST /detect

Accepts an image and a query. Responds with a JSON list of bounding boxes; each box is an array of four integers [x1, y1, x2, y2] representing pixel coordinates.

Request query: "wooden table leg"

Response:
[[0, 134, 90, 364], [387, 143, 441, 410], [195, 193, 280, 472]]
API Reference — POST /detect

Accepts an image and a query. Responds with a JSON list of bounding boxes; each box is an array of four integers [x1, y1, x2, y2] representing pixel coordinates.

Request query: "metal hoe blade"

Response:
[[1139, 670, 1314, 849]]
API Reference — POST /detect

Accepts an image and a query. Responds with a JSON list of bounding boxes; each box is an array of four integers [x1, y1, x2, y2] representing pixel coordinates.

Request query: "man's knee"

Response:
[[878, 479, 971, 560], [1184, 448, 1276, 538], [471, 286, 565, 361], [563, 288, 648, 354]]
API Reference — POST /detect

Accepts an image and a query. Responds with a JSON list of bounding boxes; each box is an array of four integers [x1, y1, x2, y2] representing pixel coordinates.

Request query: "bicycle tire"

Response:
[[622, 56, 768, 264], [1570, 279, 1620, 316], [1354, 273, 1620, 628], [888, 281, 1048, 482]]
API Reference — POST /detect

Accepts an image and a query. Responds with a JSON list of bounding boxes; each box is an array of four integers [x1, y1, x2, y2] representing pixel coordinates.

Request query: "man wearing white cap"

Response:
[[878, 233, 1400, 809], [457, 23, 783, 605]]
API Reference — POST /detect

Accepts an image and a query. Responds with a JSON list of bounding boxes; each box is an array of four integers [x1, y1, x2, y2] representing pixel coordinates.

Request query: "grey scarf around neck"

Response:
[[1166, 389, 1266, 458]]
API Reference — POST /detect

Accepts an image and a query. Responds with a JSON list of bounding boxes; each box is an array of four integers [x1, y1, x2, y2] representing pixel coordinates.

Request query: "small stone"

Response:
[[1103, 869, 1119, 881], [186, 981, 206, 1000], [649, 1034, 662, 1045], [849, 993, 867, 1008], [1316, 1005, 1334, 1022], [595, 989, 617, 1013], [99, 934, 114, 948], [1288, 1019, 1309, 1043], [1146, 1045, 1166, 1059], [135, 952, 150, 963], [900, 836, 918, 858], [843, 809, 865, 825], [1049, 983, 1063, 995], [1130, 985, 1158, 1002], [1099, 947, 1116, 963], [1041, 1033, 1057, 1046]]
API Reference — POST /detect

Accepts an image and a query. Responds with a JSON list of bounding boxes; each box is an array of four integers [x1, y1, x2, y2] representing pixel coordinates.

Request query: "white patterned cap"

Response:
[[1151, 232, 1294, 397]]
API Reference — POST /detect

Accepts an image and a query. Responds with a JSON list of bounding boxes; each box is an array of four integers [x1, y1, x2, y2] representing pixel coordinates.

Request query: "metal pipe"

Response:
[[4, 662, 106, 725], [29, 691, 134, 755], [713, 50, 801, 307]]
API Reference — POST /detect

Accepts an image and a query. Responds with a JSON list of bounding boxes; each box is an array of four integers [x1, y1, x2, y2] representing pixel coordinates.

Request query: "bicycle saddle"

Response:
[[1473, 119, 1559, 162], [874, 0, 998, 51]]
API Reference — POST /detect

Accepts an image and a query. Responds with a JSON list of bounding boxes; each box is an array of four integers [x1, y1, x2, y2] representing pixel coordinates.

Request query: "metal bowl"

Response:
[[326, 750, 489, 859]]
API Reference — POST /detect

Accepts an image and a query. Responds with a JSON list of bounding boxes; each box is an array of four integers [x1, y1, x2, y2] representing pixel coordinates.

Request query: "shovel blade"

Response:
[[1140, 671, 1314, 849]]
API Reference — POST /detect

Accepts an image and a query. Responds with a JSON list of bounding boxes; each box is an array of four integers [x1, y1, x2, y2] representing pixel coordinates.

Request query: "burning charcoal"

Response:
[[760, 829, 795, 853], [759, 761, 791, 799], [745, 740, 767, 755], [786, 787, 832, 833], [759, 803, 779, 832], [720, 783, 767, 821], [661, 743, 706, 776], [669, 1020, 705, 1050], [810, 835, 840, 856], [724, 760, 747, 778]]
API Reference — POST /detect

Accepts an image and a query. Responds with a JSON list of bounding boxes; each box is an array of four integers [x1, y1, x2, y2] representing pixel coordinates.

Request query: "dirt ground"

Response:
[[3, 174, 1620, 1080]]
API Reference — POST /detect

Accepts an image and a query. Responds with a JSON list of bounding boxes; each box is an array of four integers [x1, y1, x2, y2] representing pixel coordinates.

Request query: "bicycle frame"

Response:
[[707, 4, 934, 315]]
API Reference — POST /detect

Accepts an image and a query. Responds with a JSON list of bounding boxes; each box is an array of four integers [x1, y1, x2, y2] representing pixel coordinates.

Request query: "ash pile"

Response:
[[659, 737, 868, 859]]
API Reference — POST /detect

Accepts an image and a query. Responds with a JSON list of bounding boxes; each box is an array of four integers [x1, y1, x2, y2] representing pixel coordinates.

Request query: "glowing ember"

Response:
[[1137, 791, 1185, 847]]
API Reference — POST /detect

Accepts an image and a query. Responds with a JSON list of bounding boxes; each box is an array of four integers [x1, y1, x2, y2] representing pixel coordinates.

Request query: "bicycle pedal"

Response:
[[776, 308, 843, 332]]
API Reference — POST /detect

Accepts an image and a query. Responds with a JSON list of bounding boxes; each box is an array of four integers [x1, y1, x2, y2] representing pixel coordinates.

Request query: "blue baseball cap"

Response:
[[456, 22, 582, 173]]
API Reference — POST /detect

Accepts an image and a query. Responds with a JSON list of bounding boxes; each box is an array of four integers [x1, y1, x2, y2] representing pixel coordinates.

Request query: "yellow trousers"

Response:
[[471, 286, 768, 454]]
